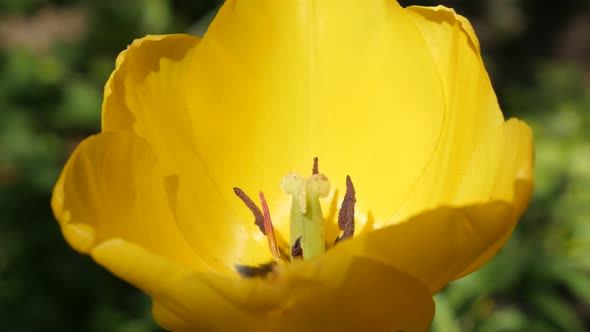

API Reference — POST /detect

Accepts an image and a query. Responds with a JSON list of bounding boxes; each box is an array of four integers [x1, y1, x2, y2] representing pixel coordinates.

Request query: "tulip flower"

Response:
[[52, 1, 534, 331]]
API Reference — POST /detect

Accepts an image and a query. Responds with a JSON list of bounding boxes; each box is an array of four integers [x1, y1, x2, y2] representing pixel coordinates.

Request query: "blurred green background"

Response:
[[0, 0, 588, 331]]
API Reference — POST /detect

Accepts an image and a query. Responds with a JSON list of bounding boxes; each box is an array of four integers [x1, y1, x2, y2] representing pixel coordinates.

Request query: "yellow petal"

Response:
[[340, 200, 514, 294], [100, 34, 274, 272], [355, 6, 534, 285], [92, 238, 435, 332], [451, 119, 534, 278], [51, 131, 204, 270], [187, 0, 450, 236], [101, 1, 450, 243], [102, 34, 198, 133], [350, 118, 533, 293], [386, 5, 511, 225]]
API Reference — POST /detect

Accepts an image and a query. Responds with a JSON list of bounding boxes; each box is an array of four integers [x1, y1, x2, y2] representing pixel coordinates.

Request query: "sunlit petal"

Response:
[[101, 34, 273, 272], [178, 0, 446, 237], [51, 131, 204, 270]]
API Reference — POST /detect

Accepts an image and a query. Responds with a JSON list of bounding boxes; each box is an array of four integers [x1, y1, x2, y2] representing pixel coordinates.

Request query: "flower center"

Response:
[[281, 166, 330, 260], [233, 158, 356, 277]]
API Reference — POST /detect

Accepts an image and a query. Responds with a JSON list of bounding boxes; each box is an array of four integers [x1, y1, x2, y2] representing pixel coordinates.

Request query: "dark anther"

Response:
[[235, 262, 277, 278], [312, 157, 319, 175], [233, 187, 265, 235], [335, 175, 356, 244], [291, 236, 304, 259]]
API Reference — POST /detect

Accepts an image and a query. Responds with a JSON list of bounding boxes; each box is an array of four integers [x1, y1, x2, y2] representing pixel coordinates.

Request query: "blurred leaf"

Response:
[[478, 307, 527, 332], [560, 271, 590, 307], [187, 2, 222, 37], [53, 78, 102, 130], [140, 0, 172, 33], [430, 293, 462, 332], [528, 291, 586, 332]]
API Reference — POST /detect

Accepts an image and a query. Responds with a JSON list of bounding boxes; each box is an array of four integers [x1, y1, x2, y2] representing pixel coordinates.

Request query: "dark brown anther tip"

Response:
[[291, 236, 304, 259], [235, 262, 277, 278], [233, 187, 265, 235], [336, 175, 356, 244], [312, 157, 319, 175]]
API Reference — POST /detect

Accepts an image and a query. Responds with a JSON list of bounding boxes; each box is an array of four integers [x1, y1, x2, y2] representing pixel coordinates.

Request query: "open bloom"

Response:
[[52, 1, 534, 331]]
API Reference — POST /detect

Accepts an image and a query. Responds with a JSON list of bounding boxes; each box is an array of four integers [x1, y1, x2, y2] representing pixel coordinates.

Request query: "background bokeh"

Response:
[[0, 0, 588, 331]]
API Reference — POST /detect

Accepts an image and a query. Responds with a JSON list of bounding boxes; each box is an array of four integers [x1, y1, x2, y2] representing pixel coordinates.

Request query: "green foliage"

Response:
[[0, 0, 588, 331], [0, 1, 218, 331]]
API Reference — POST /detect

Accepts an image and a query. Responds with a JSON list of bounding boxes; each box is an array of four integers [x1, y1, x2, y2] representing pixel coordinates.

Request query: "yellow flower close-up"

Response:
[[51, 0, 534, 331]]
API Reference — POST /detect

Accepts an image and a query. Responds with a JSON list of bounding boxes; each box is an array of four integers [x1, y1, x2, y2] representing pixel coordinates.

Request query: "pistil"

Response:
[[281, 165, 330, 260]]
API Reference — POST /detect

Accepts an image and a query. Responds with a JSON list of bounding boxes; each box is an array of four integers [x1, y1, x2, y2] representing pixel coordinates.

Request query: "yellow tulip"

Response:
[[51, 1, 534, 331]]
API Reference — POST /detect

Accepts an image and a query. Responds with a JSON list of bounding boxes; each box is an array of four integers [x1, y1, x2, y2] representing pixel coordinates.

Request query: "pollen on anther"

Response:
[[312, 157, 319, 175], [233, 187, 265, 235], [291, 236, 303, 259], [336, 175, 356, 243]]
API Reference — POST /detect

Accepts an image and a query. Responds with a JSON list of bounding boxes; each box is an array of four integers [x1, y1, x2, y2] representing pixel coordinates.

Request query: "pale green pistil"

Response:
[[281, 172, 330, 260]]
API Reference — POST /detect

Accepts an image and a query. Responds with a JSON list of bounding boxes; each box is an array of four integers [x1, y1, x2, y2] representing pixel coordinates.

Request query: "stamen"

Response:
[[291, 236, 303, 259], [235, 262, 276, 278], [336, 175, 356, 243], [259, 191, 281, 261], [233, 187, 265, 234], [312, 157, 319, 175]]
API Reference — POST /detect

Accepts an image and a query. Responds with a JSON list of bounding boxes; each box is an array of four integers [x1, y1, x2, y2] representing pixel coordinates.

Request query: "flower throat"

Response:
[[233, 158, 356, 277]]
